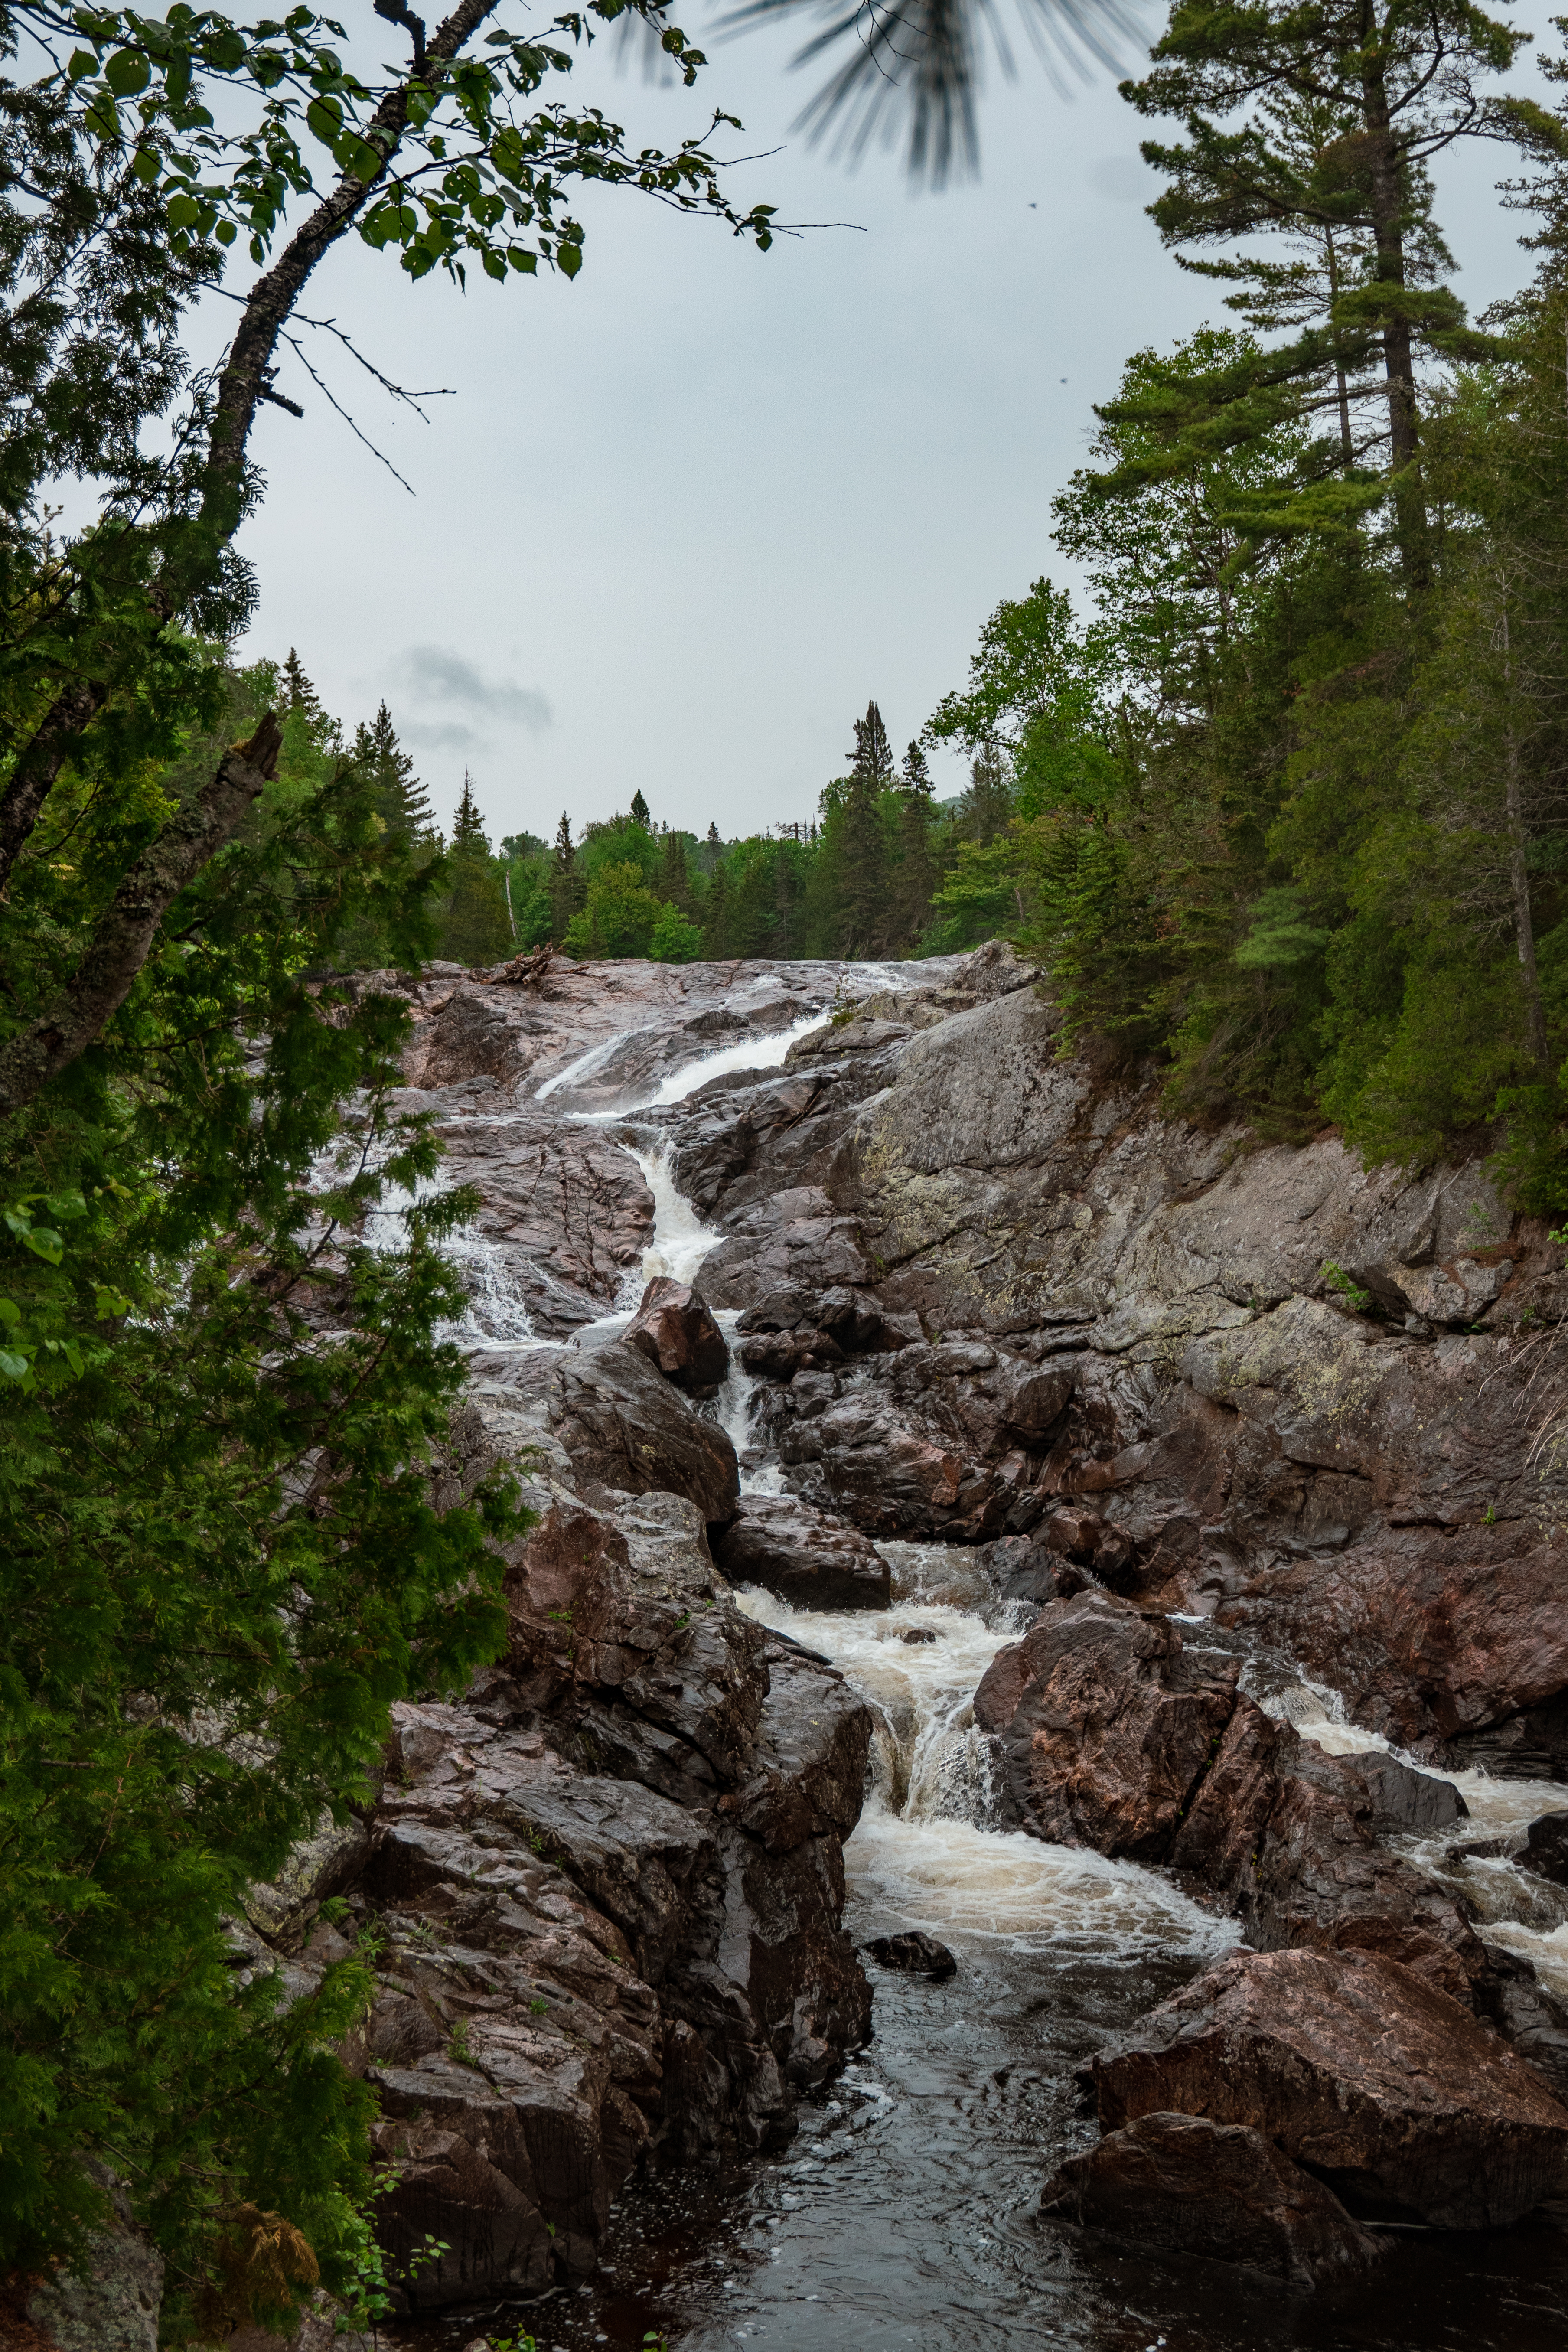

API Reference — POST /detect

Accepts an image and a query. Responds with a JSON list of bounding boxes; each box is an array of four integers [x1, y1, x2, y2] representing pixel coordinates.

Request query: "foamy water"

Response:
[[737, 1581, 1237, 1964], [1243, 1657, 1568, 1993]]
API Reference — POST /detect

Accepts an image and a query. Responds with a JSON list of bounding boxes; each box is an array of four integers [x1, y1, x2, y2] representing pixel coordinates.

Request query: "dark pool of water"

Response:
[[388, 1879, 1568, 2352]]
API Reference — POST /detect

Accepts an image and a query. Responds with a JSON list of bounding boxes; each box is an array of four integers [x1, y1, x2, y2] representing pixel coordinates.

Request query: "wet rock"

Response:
[[623, 1276, 730, 1392], [714, 1495, 890, 1611], [982, 1531, 1087, 1611], [1092, 1947, 1568, 2229], [1522, 1811, 1568, 1885], [863, 1931, 957, 1980], [1339, 1750, 1467, 1833], [1040, 2109, 1376, 2286], [973, 1590, 1239, 1858], [546, 1340, 740, 1525], [1473, 1944, 1568, 2105]]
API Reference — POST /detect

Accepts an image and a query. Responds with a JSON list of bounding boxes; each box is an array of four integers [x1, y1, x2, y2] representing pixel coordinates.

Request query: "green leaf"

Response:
[[0, 1299, 19, 1327], [306, 94, 342, 143], [166, 191, 201, 228], [215, 217, 238, 244], [104, 48, 152, 94], [556, 241, 582, 279], [0, 1350, 29, 1381], [68, 46, 100, 78], [132, 145, 161, 182], [22, 1230, 64, 1265]]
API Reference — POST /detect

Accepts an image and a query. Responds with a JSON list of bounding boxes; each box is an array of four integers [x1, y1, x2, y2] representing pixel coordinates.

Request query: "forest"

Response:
[[5, 0, 1568, 2334]]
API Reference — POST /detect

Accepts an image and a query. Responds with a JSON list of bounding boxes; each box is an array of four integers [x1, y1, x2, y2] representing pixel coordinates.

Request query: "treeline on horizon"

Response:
[[292, 665, 1012, 969]]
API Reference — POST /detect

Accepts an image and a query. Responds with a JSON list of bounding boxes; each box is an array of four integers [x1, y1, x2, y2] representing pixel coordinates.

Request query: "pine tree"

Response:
[[549, 811, 586, 944], [351, 703, 436, 841], [630, 788, 652, 829], [1119, 0, 1527, 583]]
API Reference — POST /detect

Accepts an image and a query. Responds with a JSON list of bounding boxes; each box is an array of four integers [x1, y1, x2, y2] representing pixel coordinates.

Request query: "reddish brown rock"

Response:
[[973, 1590, 1239, 1859], [714, 1494, 890, 1611], [1093, 1947, 1568, 2230], [1040, 2109, 1376, 2286], [624, 1276, 730, 1392], [546, 1340, 740, 1525]]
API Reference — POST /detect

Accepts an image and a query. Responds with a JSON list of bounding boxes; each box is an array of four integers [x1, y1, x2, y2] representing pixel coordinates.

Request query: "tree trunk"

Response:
[[1500, 602, 1548, 1068], [1359, 47, 1430, 589]]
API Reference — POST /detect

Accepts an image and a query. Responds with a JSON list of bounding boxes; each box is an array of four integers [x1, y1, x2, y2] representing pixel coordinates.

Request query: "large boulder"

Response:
[[976, 1591, 1487, 2005], [1092, 1947, 1568, 2229], [623, 1276, 730, 1392], [547, 1338, 740, 1525], [714, 1494, 890, 1611], [1040, 2110, 1376, 2286], [973, 1590, 1239, 1858]]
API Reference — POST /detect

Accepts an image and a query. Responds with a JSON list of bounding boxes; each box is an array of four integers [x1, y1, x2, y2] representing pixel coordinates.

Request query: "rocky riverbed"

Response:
[[206, 941, 1568, 2352]]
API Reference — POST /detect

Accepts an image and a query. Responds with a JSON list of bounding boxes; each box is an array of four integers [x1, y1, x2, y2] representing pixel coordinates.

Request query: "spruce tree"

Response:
[[962, 744, 1013, 845], [280, 647, 326, 729], [659, 828, 690, 909], [451, 772, 489, 855], [837, 701, 893, 954], [440, 776, 511, 964], [894, 740, 938, 946], [549, 811, 587, 944], [351, 703, 436, 841], [629, 788, 652, 828]]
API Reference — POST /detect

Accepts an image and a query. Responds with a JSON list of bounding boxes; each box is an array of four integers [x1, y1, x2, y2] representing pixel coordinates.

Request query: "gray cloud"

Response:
[[401, 644, 552, 732], [401, 718, 482, 752]]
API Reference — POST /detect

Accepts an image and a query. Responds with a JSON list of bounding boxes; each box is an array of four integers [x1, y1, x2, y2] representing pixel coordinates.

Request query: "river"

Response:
[[387, 986, 1568, 2352]]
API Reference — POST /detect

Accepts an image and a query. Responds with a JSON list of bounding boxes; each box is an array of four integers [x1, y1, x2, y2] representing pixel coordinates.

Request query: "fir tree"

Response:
[[630, 788, 652, 828], [351, 703, 436, 841], [701, 821, 724, 876]]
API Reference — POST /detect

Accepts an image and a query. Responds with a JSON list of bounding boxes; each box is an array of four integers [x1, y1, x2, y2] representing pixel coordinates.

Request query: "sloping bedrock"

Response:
[[1089, 1947, 1568, 2231], [810, 979, 1568, 1768]]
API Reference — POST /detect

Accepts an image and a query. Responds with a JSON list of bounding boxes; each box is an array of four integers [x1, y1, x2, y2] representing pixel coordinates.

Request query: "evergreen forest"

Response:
[[6, 0, 1568, 2334]]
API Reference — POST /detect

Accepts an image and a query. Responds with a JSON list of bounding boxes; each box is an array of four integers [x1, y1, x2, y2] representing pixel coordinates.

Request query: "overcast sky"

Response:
[[223, 0, 1559, 847]]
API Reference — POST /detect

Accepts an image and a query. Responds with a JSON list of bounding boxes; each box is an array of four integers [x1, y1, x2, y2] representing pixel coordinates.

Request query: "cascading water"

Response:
[[1233, 1651, 1568, 1997]]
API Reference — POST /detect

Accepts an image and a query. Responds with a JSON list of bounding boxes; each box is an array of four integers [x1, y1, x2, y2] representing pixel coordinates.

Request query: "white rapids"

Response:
[[1241, 1657, 1568, 1996]]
